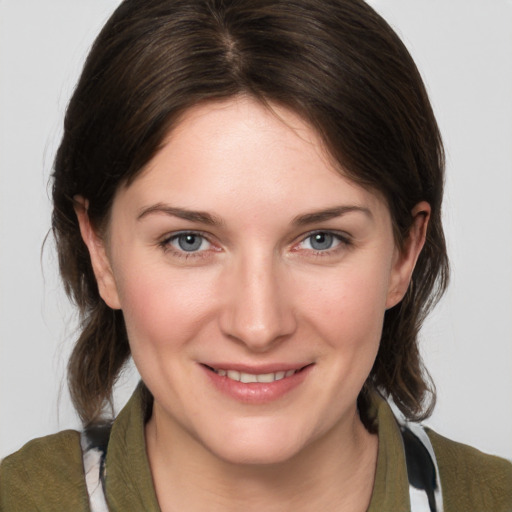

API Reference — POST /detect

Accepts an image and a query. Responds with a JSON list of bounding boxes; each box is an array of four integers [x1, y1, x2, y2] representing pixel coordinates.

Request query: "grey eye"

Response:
[[176, 234, 205, 252], [308, 232, 335, 250]]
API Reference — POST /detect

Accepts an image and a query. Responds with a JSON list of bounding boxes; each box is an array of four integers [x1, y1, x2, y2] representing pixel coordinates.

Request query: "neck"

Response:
[[145, 407, 378, 512]]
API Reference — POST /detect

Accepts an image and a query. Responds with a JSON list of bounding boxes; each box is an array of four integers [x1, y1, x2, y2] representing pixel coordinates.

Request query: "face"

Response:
[[79, 97, 426, 466]]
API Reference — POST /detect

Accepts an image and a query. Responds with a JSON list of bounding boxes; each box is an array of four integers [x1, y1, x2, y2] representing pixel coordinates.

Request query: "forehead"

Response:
[[116, 97, 389, 222]]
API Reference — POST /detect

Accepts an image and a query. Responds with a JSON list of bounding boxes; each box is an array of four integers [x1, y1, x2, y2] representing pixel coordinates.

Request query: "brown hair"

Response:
[[52, 0, 448, 426]]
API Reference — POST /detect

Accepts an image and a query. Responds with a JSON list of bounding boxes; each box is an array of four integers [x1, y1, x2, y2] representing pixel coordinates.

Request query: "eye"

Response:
[[168, 232, 211, 252], [297, 231, 347, 252], [306, 232, 336, 251]]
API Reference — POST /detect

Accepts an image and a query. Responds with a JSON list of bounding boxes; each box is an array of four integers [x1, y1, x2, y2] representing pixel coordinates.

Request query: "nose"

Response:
[[218, 253, 297, 352]]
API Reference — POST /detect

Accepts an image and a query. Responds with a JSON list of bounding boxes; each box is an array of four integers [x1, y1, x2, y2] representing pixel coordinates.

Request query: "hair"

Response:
[[52, 0, 449, 427]]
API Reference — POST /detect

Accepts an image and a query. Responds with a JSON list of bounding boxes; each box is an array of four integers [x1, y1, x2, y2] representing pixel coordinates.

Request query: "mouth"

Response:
[[202, 364, 310, 383], [201, 363, 313, 403]]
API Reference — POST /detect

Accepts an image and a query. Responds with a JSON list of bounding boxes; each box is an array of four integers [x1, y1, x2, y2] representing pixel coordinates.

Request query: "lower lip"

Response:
[[202, 365, 313, 404]]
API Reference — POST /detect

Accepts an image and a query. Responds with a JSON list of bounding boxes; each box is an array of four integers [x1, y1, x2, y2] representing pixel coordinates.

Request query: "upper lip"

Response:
[[201, 362, 313, 374]]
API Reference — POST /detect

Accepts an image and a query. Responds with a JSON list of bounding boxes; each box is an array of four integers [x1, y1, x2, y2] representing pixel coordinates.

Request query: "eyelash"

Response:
[[159, 231, 215, 260], [293, 230, 352, 257], [158, 230, 352, 260]]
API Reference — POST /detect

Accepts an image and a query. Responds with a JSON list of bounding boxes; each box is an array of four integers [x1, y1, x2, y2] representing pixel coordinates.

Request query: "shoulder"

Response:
[[0, 430, 90, 511], [427, 428, 512, 512]]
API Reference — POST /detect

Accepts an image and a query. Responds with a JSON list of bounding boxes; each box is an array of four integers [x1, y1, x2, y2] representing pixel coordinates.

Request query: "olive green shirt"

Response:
[[2, 387, 511, 511]]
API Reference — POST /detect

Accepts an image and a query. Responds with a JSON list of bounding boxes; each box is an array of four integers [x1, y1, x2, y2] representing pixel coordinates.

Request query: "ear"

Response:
[[386, 201, 430, 309], [74, 196, 121, 310]]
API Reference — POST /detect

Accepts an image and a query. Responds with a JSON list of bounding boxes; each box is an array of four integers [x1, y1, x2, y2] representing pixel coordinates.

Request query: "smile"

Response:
[[212, 368, 298, 383], [202, 363, 313, 403]]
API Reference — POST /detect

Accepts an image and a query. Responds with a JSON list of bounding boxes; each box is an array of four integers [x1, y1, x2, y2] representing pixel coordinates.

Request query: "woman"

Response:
[[1, 0, 511, 510]]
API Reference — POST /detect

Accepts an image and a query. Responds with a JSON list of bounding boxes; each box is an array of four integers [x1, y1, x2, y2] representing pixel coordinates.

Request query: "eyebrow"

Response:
[[292, 206, 372, 226], [137, 203, 371, 227], [137, 203, 224, 226]]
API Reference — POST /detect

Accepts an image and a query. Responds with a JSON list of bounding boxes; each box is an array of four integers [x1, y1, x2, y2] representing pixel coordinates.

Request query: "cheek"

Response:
[[296, 260, 391, 345], [114, 260, 217, 354], [291, 258, 392, 400]]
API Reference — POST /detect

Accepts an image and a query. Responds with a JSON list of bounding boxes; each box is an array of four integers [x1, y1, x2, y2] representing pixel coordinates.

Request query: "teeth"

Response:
[[214, 368, 298, 382], [227, 370, 240, 381], [256, 373, 275, 383], [240, 373, 258, 383]]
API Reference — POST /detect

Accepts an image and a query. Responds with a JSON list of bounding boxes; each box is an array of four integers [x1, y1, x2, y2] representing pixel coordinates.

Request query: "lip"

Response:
[[200, 362, 314, 404], [201, 362, 311, 374]]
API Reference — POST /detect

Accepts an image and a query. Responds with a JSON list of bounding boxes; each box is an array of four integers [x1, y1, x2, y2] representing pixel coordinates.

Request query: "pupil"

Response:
[[311, 233, 332, 250], [178, 234, 202, 251]]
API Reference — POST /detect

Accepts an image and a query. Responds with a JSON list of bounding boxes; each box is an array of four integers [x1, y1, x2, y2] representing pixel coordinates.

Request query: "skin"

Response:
[[76, 97, 429, 511]]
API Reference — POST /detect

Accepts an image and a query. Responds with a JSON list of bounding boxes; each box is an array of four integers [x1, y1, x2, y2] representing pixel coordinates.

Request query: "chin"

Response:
[[198, 417, 316, 466], [210, 439, 304, 467]]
